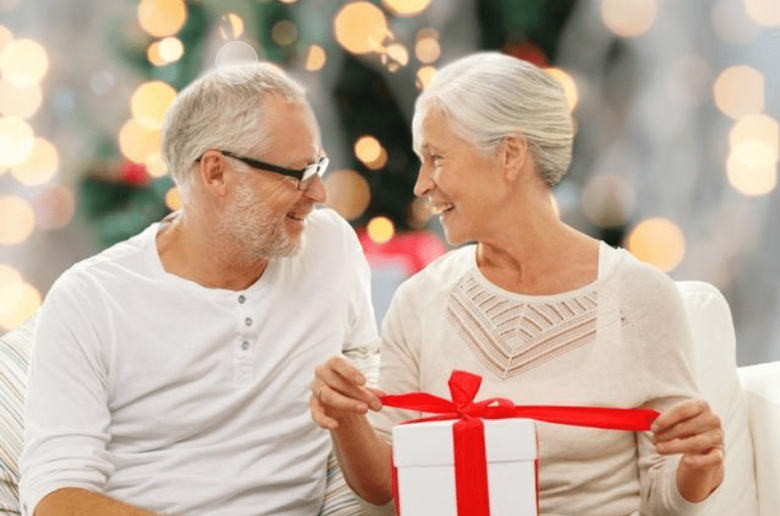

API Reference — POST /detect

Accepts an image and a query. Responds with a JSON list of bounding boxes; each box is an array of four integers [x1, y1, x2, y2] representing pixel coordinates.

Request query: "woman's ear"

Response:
[[501, 135, 528, 182]]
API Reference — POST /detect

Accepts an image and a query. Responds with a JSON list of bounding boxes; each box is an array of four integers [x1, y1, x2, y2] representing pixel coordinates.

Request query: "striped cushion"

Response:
[[0, 315, 36, 516], [0, 315, 369, 516]]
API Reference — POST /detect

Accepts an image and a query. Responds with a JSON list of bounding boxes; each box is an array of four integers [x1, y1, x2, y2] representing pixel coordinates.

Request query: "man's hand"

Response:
[[651, 398, 725, 502]]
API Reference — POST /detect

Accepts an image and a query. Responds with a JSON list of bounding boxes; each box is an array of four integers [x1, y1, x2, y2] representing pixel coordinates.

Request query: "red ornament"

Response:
[[357, 228, 447, 276], [120, 160, 149, 185]]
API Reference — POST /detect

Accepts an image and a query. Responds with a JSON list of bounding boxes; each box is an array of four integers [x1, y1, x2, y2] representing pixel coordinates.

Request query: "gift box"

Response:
[[381, 370, 660, 516], [393, 418, 538, 516]]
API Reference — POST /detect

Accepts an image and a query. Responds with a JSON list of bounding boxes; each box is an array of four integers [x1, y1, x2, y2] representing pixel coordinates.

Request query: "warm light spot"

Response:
[[730, 114, 779, 156], [383, 0, 433, 16], [145, 152, 168, 177], [165, 187, 182, 211], [355, 136, 382, 164], [119, 119, 162, 164], [334, 1, 391, 54], [713, 65, 764, 120], [0, 25, 12, 54], [0, 79, 42, 119], [158, 37, 184, 63], [10, 137, 58, 186], [726, 142, 778, 196], [367, 216, 395, 244], [0, 38, 49, 87], [366, 147, 388, 170], [272, 20, 298, 46], [0, 196, 35, 245], [131, 81, 177, 131], [325, 169, 371, 221], [601, 0, 657, 37], [382, 43, 409, 72], [218, 13, 245, 40], [32, 185, 76, 230], [279, 0, 298, 3], [627, 218, 686, 272], [744, 0, 780, 27], [416, 66, 437, 90], [0, 264, 21, 287], [0, 279, 41, 330], [305, 45, 327, 71], [581, 174, 636, 228], [415, 36, 440, 64], [0, 116, 35, 167], [147, 42, 167, 66], [138, 0, 188, 38], [546, 68, 579, 112]]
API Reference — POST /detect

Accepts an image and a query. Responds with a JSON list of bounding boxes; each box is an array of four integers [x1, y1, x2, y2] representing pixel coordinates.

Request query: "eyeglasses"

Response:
[[196, 150, 329, 191]]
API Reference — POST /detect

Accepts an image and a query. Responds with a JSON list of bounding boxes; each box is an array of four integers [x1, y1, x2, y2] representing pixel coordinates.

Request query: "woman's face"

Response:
[[413, 109, 505, 246]]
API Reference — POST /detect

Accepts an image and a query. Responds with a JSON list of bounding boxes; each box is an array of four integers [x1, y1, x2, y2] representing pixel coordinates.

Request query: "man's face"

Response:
[[217, 95, 326, 260]]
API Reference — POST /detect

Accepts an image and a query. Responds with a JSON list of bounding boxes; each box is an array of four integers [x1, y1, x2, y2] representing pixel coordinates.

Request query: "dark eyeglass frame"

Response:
[[196, 150, 329, 190]]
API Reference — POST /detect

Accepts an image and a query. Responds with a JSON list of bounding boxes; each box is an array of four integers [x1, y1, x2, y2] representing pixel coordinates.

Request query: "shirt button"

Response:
[[245, 317, 253, 326], [238, 295, 246, 304], [241, 341, 250, 351]]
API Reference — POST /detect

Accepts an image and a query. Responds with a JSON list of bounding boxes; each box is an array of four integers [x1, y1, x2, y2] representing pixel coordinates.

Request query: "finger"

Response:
[[680, 448, 725, 470], [315, 364, 381, 409], [654, 411, 722, 443], [324, 355, 366, 386], [318, 384, 371, 414], [651, 399, 709, 434], [655, 429, 724, 456], [309, 394, 340, 430]]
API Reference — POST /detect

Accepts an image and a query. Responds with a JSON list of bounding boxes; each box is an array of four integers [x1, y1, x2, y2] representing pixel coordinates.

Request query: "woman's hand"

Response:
[[651, 398, 725, 502], [310, 355, 385, 430]]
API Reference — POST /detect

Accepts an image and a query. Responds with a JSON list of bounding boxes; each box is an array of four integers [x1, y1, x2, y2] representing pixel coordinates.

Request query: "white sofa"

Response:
[[1, 281, 778, 515]]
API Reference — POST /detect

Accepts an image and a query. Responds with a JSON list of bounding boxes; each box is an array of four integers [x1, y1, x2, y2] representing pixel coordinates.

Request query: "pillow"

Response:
[[676, 281, 759, 516], [0, 316, 36, 516]]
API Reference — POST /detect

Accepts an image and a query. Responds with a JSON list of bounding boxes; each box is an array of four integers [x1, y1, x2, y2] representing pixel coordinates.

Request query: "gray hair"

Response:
[[161, 63, 312, 192], [412, 52, 574, 188]]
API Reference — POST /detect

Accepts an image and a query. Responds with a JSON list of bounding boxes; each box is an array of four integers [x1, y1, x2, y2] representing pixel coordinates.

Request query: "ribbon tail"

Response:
[[453, 418, 491, 516], [510, 406, 660, 431]]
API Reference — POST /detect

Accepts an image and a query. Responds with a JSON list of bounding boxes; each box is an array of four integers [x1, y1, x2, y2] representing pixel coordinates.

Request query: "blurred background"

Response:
[[0, 0, 778, 366]]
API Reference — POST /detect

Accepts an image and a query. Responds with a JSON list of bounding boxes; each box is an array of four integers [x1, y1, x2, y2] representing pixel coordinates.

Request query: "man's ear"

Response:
[[198, 151, 229, 197], [501, 135, 528, 182]]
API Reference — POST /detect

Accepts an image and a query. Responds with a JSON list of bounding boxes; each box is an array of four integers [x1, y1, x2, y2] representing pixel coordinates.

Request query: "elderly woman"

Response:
[[310, 52, 723, 516]]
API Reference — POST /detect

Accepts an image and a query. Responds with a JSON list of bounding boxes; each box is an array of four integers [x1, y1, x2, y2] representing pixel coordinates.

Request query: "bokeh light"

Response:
[[382, 43, 409, 72], [165, 187, 182, 211], [334, 2, 391, 54], [355, 136, 382, 164], [0, 79, 42, 119], [581, 174, 636, 228], [118, 119, 162, 164], [383, 0, 433, 16], [158, 37, 184, 64], [415, 36, 440, 64], [32, 185, 76, 230], [546, 68, 579, 112], [0, 196, 35, 245], [0, 264, 21, 287], [0, 116, 35, 167], [305, 45, 327, 71], [730, 114, 779, 156], [726, 142, 777, 196], [147, 42, 167, 66], [215, 41, 258, 84], [713, 65, 764, 120], [0, 38, 49, 87], [325, 169, 371, 220], [271, 20, 298, 46], [367, 216, 395, 244], [416, 66, 437, 90], [744, 0, 780, 27], [137, 0, 188, 38], [145, 152, 168, 178], [218, 13, 245, 40], [601, 0, 657, 37], [131, 81, 177, 130], [0, 25, 12, 54], [10, 137, 59, 186], [627, 217, 686, 272], [0, 279, 41, 330], [366, 148, 388, 170]]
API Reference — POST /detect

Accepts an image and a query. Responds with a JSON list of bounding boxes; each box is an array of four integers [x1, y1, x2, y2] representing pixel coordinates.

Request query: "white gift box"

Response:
[[392, 418, 538, 516]]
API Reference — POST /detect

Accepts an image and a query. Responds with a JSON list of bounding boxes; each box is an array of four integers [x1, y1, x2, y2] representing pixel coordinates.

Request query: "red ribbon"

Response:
[[381, 370, 660, 516]]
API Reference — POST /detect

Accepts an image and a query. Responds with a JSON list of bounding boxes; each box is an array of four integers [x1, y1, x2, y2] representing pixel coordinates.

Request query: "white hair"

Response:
[[161, 63, 312, 193], [412, 52, 574, 188]]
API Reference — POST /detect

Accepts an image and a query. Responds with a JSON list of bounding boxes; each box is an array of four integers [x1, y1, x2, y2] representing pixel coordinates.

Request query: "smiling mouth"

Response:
[[286, 213, 307, 222], [430, 203, 454, 215]]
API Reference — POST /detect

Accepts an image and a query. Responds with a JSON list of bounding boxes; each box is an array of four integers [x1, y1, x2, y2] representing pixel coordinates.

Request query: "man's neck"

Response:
[[156, 211, 269, 291]]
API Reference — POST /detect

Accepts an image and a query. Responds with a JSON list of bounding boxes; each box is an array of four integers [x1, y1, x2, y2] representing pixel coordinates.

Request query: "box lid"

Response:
[[392, 418, 537, 467]]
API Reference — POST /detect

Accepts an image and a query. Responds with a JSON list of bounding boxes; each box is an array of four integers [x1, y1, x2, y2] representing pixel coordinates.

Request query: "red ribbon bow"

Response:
[[381, 370, 660, 516]]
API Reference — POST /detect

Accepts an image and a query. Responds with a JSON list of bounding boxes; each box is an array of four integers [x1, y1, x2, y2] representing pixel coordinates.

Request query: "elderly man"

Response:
[[20, 64, 377, 516]]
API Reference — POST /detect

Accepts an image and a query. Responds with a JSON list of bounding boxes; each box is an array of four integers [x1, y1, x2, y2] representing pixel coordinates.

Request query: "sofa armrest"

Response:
[[738, 361, 780, 516]]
